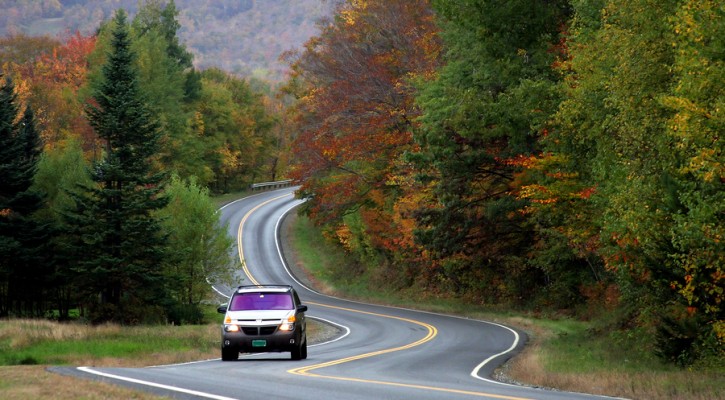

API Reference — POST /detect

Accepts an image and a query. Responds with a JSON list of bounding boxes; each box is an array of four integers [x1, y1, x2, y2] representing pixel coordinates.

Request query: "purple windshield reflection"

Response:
[[230, 293, 293, 311]]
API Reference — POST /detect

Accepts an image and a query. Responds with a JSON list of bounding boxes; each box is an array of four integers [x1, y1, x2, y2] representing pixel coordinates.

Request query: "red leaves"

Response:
[[14, 31, 97, 149], [288, 0, 440, 224]]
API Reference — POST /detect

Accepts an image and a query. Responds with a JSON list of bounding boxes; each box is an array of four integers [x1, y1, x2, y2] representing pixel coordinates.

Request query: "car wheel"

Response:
[[221, 346, 238, 361], [300, 339, 307, 360], [291, 339, 304, 360]]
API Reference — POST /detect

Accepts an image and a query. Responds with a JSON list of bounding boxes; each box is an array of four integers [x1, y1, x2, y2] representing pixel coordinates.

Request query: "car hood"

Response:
[[225, 309, 293, 323]]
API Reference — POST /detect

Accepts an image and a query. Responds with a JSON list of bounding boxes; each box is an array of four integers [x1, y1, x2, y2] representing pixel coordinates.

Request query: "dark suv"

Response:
[[217, 285, 308, 361]]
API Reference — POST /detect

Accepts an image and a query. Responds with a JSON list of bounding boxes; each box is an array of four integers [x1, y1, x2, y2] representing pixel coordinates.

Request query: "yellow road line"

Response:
[[288, 301, 533, 400], [237, 193, 293, 286], [238, 192, 532, 399]]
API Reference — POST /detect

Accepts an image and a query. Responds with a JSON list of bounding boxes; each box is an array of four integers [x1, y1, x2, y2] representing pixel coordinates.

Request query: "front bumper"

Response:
[[221, 325, 299, 353]]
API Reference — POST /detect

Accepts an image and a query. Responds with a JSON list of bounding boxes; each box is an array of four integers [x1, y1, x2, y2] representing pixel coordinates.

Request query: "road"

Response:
[[69, 187, 622, 400]]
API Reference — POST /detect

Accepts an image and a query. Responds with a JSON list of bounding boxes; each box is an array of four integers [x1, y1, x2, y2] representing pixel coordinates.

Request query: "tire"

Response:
[[221, 346, 238, 361], [292, 336, 307, 360], [300, 339, 307, 360], [291, 342, 302, 360]]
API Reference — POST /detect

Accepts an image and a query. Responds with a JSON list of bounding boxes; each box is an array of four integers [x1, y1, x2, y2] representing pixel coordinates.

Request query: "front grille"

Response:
[[241, 326, 278, 335], [242, 327, 258, 335], [260, 326, 277, 335]]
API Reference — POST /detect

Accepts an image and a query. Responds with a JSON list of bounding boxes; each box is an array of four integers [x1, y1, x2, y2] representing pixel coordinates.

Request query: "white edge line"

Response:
[[273, 200, 352, 347], [76, 366, 238, 400], [469, 322, 520, 383], [73, 190, 345, 400], [267, 191, 626, 399], [307, 316, 351, 347], [273, 199, 528, 389]]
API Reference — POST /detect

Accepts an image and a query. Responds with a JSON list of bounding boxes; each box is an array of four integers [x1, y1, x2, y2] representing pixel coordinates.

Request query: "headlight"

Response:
[[224, 324, 240, 332], [279, 322, 294, 331]]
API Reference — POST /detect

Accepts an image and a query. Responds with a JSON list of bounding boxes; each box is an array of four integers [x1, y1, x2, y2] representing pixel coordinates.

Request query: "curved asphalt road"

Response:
[[68, 188, 622, 400]]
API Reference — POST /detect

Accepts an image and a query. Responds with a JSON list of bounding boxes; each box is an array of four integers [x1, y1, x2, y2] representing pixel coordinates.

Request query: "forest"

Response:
[[284, 0, 723, 368], [1, 0, 722, 368], [0, 0, 337, 81]]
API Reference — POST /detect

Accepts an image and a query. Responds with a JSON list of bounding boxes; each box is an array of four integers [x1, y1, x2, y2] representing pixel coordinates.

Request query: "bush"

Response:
[[655, 308, 715, 367], [166, 304, 204, 325]]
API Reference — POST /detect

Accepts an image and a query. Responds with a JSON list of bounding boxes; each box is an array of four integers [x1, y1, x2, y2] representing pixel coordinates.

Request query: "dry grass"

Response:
[[1, 319, 122, 348], [501, 322, 724, 400], [0, 318, 220, 367], [0, 366, 167, 400], [0, 317, 339, 399]]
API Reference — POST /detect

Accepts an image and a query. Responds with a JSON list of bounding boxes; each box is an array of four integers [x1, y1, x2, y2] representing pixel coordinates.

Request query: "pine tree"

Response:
[[67, 10, 169, 323], [0, 76, 46, 317]]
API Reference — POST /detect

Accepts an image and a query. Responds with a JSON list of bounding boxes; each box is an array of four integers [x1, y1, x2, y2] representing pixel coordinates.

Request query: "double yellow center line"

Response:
[[287, 302, 532, 399], [237, 193, 292, 286], [239, 193, 532, 400]]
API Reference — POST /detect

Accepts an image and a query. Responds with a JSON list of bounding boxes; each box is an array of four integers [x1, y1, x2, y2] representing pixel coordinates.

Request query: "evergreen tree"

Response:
[[0, 76, 46, 316], [411, 0, 570, 300], [33, 137, 93, 320], [66, 10, 169, 324]]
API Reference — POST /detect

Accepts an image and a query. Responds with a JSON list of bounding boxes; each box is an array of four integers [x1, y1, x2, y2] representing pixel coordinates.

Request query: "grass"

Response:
[[0, 315, 220, 367], [0, 305, 334, 399], [212, 189, 252, 207], [0, 366, 165, 400], [288, 213, 725, 400]]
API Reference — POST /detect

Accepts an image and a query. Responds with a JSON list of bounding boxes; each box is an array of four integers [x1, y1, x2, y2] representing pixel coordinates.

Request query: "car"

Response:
[[217, 285, 308, 361]]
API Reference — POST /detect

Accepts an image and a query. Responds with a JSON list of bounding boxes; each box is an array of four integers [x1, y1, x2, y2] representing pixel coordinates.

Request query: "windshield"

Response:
[[229, 292, 294, 311]]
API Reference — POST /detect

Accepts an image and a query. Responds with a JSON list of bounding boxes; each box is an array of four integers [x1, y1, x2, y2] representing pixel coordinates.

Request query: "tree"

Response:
[[16, 31, 98, 150], [542, 0, 723, 364], [32, 136, 93, 319], [158, 174, 233, 323], [410, 0, 570, 299], [0, 75, 46, 317], [285, 1, 441, 288], [65, 10, 169, 324], [662, 0, 724, 363], [195, 68, 273, 192]]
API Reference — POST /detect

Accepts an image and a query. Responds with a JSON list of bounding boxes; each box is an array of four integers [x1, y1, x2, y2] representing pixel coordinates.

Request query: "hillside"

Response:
[[0, 0, 338, 81]]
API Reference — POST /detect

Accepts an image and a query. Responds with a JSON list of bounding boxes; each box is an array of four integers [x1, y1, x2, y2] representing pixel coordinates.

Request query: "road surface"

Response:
[[67, 188, 622, 400]]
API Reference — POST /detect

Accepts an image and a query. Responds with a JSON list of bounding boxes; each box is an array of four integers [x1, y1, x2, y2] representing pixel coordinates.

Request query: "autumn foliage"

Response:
[[286, 0, 440, 277], [287, 0, 723, 364]]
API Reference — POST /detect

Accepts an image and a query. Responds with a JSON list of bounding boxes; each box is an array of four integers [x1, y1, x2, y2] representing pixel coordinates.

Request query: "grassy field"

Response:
[[0, 308, 332, 399], [287, 213, 725, 400]]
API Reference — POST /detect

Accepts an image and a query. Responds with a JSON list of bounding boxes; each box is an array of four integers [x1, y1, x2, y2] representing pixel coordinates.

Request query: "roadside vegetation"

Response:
[[288, 213, 725, 400], [0, 306, 332, 400], [0, 0, 721, 398]]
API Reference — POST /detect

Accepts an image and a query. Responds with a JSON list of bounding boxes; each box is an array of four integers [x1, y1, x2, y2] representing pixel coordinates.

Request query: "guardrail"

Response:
[[249, 179, 294, 191]]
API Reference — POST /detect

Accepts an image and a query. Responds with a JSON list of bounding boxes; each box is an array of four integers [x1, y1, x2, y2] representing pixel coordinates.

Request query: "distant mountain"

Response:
[[0, 0, 338, 81]]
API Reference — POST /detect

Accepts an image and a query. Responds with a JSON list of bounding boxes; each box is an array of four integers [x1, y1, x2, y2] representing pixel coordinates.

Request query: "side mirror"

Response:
[[217, 304, 228, 314], [297, 305, 308, 313]]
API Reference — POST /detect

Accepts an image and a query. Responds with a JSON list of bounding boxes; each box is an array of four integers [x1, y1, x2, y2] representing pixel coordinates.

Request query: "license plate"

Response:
[[252, 340, 267, 347]]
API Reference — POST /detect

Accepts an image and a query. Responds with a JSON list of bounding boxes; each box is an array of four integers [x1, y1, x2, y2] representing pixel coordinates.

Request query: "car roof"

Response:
[[235, 285, 293, 294]]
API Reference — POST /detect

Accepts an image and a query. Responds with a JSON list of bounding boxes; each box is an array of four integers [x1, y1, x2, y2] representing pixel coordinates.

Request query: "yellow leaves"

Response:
[[335, 223, 353, 251], [218, 145, 243, 174], [713, 321, 725, 347], [322, 148, 338, 161], [340, 0, 369, 26]]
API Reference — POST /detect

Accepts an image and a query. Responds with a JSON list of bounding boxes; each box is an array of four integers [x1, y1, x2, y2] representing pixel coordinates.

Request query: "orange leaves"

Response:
[[29, 32, 96, 89], [12, 31, 97, 149], [288, 0, 439, 225]]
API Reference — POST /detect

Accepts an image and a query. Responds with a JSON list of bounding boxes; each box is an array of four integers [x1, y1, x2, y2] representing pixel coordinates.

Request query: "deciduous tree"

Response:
[[286, 0, 440, 284]]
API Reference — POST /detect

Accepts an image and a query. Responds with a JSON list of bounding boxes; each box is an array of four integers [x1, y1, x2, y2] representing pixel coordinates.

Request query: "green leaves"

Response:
[[158, 175, 233, 306], [66, 10, 170, 323]]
